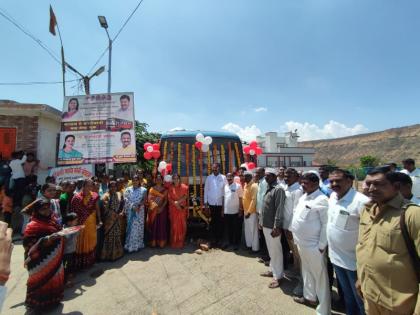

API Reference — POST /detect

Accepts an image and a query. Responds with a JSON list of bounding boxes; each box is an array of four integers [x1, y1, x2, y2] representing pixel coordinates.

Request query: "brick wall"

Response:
[[0, 115, 38, 153]]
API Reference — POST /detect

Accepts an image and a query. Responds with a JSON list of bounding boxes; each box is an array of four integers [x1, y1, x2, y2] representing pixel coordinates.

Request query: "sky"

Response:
[[1, 0, 420, 141]]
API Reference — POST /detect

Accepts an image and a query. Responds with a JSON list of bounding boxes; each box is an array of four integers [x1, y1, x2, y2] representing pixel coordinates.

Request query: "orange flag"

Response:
[[49, 5, 57, 36]]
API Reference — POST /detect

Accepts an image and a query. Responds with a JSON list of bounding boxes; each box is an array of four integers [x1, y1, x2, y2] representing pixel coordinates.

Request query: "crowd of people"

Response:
[[0, 153, 419, 315]]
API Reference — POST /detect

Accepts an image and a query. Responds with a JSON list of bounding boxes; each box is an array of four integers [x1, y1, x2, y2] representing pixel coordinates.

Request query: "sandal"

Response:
[[268, 279, 280, 289], [293, 296, 317, 307], [260, 271, 273, 277]]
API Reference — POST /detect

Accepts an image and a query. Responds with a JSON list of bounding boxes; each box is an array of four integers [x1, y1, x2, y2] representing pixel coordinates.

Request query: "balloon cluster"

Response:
[[158, 160, 172, 177], [243, 140, 263, 156], [143, 142, 161, 160], [195, 133, 213, 153], [246, 162, 256, 170]]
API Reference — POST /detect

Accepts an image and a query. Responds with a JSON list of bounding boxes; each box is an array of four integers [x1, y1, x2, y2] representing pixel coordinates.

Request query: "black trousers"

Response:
[[12, 177, 26, 207], [224, 213, 240, 245], [209, 205, 224, 244]]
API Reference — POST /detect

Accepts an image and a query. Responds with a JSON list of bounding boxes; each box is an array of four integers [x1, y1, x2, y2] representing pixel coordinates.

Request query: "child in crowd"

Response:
[[0, 184, 13, 225], [62, 212, 80, 287]]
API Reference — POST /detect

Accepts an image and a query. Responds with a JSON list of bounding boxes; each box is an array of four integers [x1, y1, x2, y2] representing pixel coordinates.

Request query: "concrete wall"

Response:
[[0, 115, 38, 152], [37, 116, 60, 183]]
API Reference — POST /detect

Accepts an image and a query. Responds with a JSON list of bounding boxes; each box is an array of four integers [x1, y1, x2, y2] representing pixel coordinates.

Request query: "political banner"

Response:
[[58, 92, 137, 165], [49, 164, 94, 183]]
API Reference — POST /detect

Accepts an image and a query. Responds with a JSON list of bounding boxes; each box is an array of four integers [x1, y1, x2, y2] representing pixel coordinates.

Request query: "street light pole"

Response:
[[66, 63, 105, 95], [98, 16, 112, 94]]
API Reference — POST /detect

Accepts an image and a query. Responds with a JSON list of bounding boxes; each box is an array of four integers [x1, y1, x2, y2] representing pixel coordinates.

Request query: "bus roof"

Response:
[[161, 130, 241, 141]]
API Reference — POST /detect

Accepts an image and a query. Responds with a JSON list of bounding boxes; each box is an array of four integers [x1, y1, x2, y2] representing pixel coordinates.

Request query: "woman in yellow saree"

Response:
[[168, 174, 189, 248], [146, 174, 168, 248], [70, 179, 102, 269]]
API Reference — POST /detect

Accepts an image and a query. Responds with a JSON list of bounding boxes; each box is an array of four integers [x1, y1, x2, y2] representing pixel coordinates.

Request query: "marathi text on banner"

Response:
[[49, 165, 94, 183], [58, 92, 137, 165]]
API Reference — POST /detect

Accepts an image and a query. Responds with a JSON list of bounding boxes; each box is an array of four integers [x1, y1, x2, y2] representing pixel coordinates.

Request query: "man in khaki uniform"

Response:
[[356, 168, 420, 315]]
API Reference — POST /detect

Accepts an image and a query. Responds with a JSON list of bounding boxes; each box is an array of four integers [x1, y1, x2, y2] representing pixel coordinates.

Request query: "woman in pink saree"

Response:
[[168, 174, 189, 248]]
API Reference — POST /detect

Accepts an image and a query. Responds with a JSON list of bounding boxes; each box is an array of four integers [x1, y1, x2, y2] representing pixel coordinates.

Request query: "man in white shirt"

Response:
[[291, 172, 330, 315], [256, 167, 269, 264], [223, 173, 243, 249], [9, 151, 27, 208], [397, 172, 420, 205], [401, 158, 420, 200], [277, 166, 287, 189], [204, 163, 227, 247], [283, 168, 304, 295], [327, 169, 369, 315]]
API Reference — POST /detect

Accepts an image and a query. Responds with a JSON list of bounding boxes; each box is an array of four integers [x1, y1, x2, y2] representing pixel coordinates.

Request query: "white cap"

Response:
[[265, 167, 277, 175]]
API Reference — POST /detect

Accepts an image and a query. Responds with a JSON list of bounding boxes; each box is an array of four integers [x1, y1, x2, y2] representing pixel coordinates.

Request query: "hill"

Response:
[[299, 124, 420, 167]]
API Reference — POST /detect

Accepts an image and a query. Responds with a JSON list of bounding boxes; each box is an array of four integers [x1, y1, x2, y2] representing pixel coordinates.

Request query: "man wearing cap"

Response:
[[327, 169, 369, 315], [243, 172, 259, 253], [283, 168, 304, 296], [223, 173, 243, 249], [259, 168, 286, 288], [291, 172, 330, 314], [356, 168, 420, 315], [205, 163, 227, 247]]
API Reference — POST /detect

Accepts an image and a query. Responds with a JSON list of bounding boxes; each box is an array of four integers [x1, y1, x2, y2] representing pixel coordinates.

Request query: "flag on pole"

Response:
[[49, 5, 57, 36]]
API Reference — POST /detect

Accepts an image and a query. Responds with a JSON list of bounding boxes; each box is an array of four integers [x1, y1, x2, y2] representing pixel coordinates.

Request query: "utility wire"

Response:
[[88, 0, 145, 75], [0, 7, 62, 65], [0, 79, 79, 86]]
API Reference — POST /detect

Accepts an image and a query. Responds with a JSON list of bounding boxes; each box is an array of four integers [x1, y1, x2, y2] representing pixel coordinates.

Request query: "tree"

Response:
[[359, 155, 380, 168]]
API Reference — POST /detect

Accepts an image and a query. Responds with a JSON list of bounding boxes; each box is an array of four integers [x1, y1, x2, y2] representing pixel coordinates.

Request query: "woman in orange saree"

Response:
[[146, 174, 168, 248], [168, 174, 189, 248], [70, 179, 102, 270]]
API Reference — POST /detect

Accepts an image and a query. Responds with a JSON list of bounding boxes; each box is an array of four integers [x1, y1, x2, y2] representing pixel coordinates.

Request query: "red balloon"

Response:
[[195, 141, 203, 150], [243, 146, 251, 154], [249, 140, 258, 149], [247, 162, 256, 170], [166, 163, 172, 173], [256, 147, 263, 155], [143, 142, 152, 150], [152, 150, 161, 159], [144, 152, 152, 160], [152, 143, 160, 151]]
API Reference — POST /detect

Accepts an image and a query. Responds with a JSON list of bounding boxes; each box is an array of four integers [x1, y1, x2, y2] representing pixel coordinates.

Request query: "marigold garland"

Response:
[[192, 143, 197, 198], [177, 142, 181, 175], [234, 142, 241, 169], [220, 144, 226, 174], [199, 151, 204, 210], [212, 143, 218, 165], [163, 141, 168, 162], [228, 142, 233, 173], [207, 149, 211, 175], [185, 143, 190, 182], [170, 142, 175, 164]]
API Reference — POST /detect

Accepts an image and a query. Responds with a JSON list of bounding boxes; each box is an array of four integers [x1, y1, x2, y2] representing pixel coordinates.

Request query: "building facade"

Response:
[[256, 131, 315, 169], [0, 100, 61, 183]]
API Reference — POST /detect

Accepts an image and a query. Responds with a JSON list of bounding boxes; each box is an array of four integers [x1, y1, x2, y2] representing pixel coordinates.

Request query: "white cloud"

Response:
[[283, 120, 368, 141], [254, 107, 268, 112], [221, 123, 262, 142], [169, 127, 185, 132]]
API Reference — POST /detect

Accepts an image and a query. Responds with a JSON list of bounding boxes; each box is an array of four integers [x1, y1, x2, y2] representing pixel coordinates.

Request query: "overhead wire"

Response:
[[0, 7, 62, 65], [0, 79, 79, 86]]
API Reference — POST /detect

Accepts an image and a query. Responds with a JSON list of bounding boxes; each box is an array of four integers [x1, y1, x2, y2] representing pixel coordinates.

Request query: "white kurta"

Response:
[[263, 227, 283, 280], [244, 213, 259, 251]]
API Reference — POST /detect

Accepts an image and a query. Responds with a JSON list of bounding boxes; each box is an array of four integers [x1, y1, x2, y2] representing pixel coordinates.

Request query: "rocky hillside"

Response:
[[299, 124, 420, 167]]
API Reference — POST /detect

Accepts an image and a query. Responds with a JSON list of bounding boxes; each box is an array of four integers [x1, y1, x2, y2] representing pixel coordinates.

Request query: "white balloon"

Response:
[[249, 149, 255, 156], [164, 175, 173, 182], [204, 136, 213, 145], [146, 146, 153, 152], [196, 133, 205, 142], [201, 143, 209, 152], [158, 161, 167, 169]]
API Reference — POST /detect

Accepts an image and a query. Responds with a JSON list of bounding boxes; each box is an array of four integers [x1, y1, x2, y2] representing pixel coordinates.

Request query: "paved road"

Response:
[[4, 242, 337, 315]]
